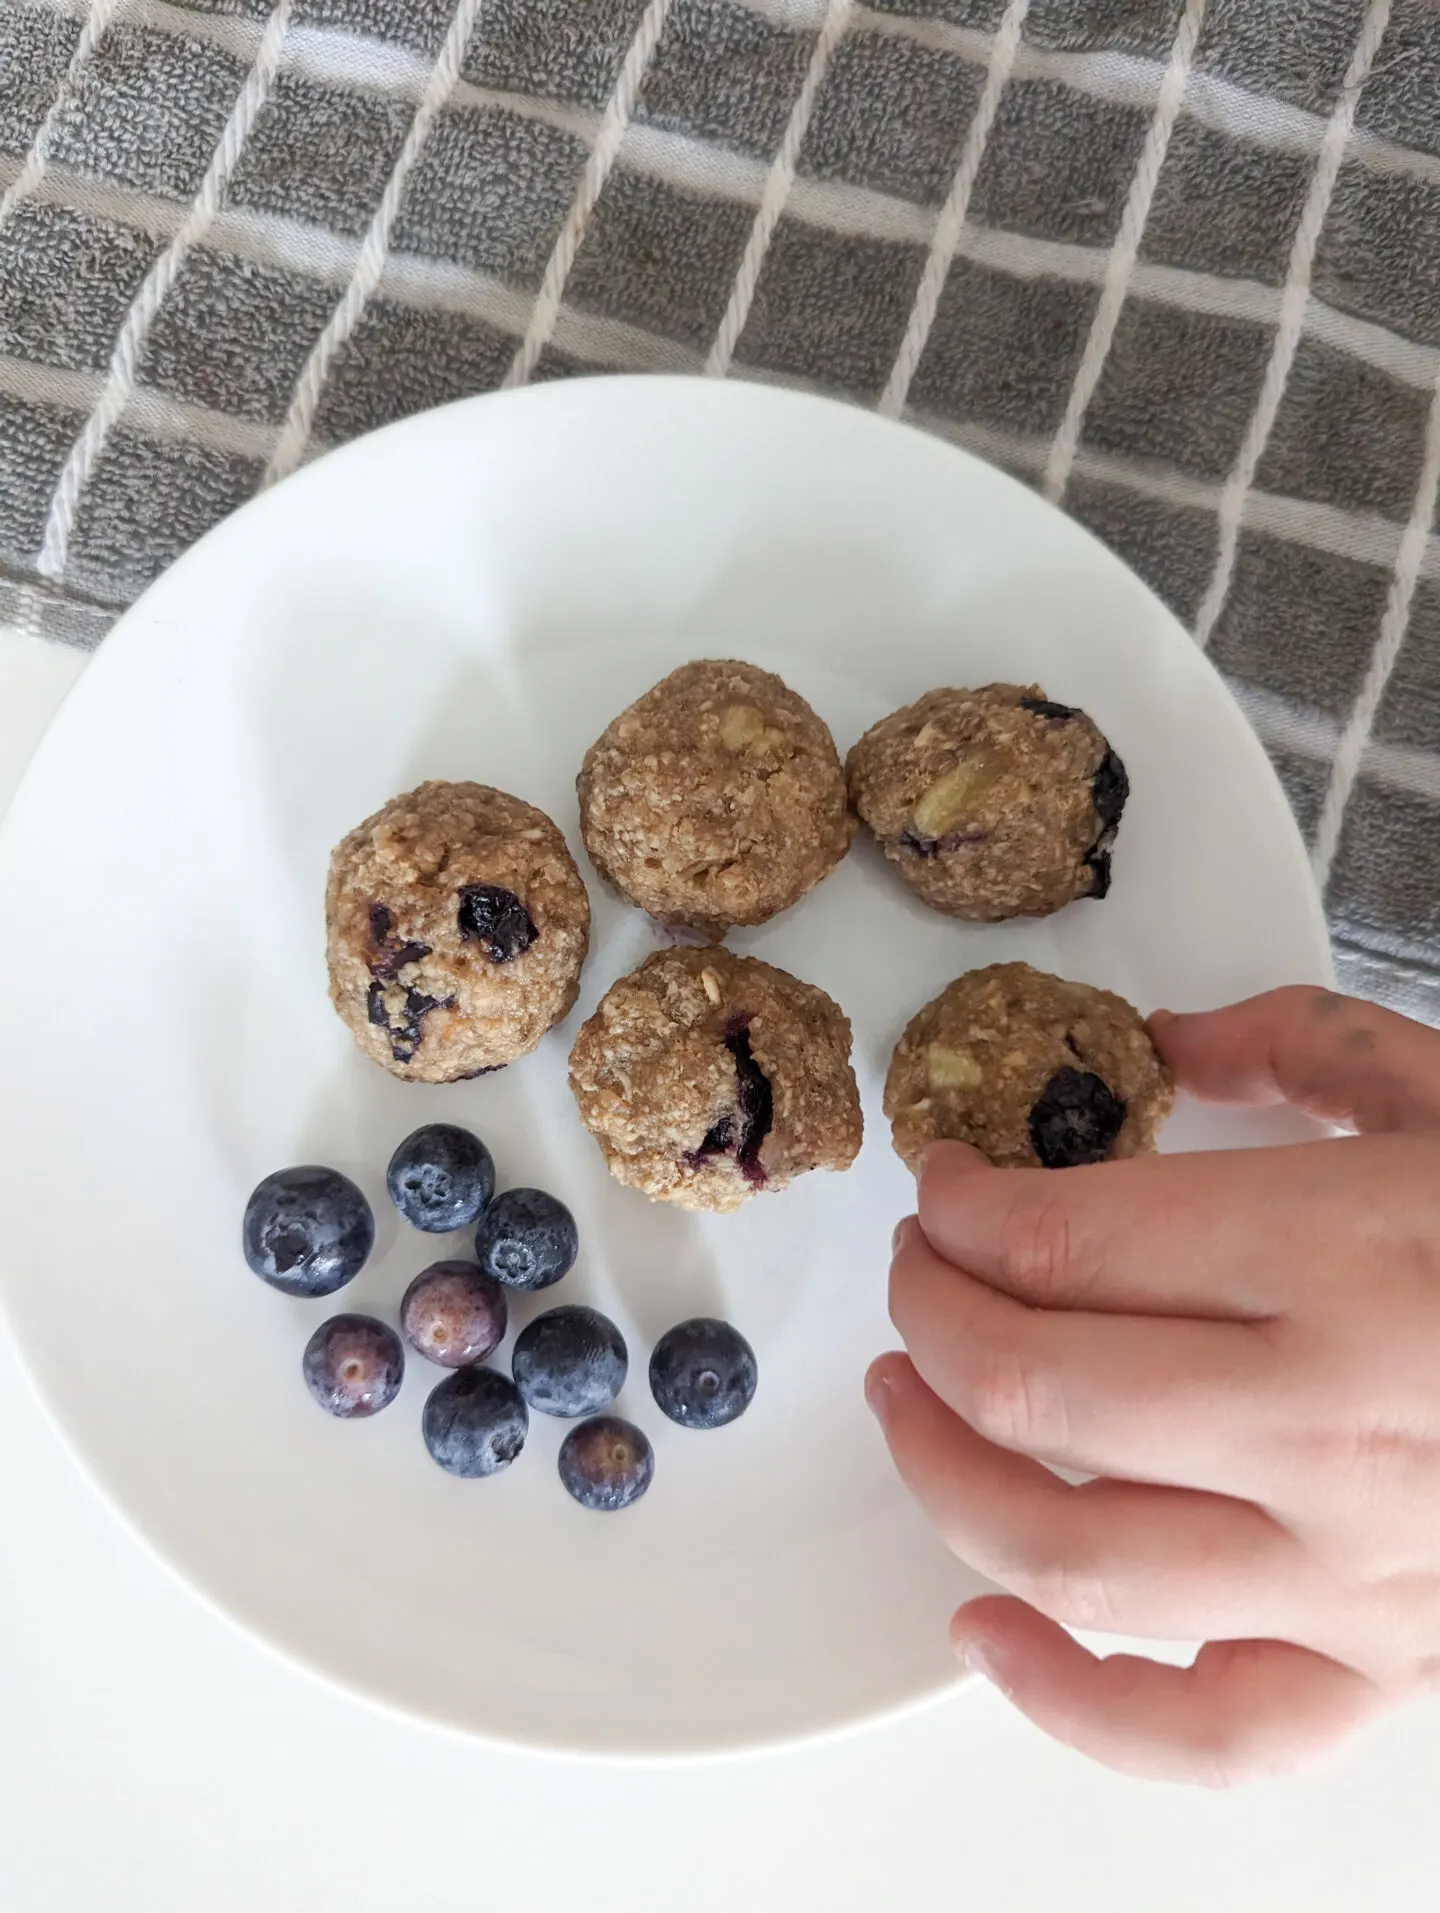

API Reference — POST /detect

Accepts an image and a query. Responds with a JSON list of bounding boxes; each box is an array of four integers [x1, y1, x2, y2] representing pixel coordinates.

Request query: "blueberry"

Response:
[[558, 1416, 654, 1512], [684, 1023, 773, 1188], [366, 903, 432, 983], [457, 885, 537, 963], [302, 1314, 403, 1418], [1020, 697, 1078, 721], [387, 1123, 496, 1232], [513, 1306, 627, 1417], [1028, 1067, 1127, 1168], [727, 1027, 773, 1187], [401, 1261, 507, 1368], [1091, 747, 1129, 832], [242, 1165, 374, 1297], [474, 1187, 577, 1291], [649, 1318, 757, 1430], [366, 982, 453, 1064], [898, 827, 990, 858], [422, 1367, 528, 1477]]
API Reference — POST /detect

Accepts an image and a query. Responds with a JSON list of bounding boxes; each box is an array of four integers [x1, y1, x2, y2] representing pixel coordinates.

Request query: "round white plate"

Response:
[[0, 379, 1329, 1758]]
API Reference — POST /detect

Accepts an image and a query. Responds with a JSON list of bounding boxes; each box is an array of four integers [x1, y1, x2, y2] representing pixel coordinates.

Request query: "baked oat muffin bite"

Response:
[[847, 684, 1127, 921], [577, 660, 853, 938], [569, 945, 862, 1213], [326, 781, 590, 1082], [885, 962, 1172, 1172]]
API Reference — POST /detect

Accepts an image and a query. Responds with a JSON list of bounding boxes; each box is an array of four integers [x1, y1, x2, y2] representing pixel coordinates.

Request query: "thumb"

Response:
[[1151, 985, 1440, 1134]]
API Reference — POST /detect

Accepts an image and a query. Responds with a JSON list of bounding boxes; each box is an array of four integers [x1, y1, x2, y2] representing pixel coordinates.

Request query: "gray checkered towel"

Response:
[[2, 0, 1438, 1015]]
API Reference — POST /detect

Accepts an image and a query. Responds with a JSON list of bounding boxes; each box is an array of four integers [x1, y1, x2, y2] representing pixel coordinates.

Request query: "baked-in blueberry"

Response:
[[649, 1318, 757, 1430], [558, 1416, 654, 1512], [422, 1367, 528, 1477], [302, 1314, 403, 1418], [387, 1123, 495, 1232], [1020, 697, 1078, 721], [1028, 1066, 1127, 1168], [474, 1187, 578, 1291], [243, 1165, 374, 1297], [1082, 747, 1129, 901], [400, 1261, 507, 1368], [456, 884, 537, 963], [513, 1305, 627, 1417]]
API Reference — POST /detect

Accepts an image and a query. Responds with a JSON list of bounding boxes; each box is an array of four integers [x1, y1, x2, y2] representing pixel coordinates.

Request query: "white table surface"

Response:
[[1, 622, 1436, 1913]]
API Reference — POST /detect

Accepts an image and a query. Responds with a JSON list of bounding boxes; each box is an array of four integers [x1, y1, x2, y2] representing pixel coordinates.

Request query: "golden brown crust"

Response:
[[884, 962, 1172, 1171], [577, 659, 854, 937], [846, 683, 1121, 921], [569, 945, 863, 1212], [326, 781, 590, 1081]]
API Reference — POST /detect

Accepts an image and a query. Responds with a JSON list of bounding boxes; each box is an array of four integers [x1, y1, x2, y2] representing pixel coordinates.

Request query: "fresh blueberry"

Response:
[[242, 1165, 374, 1297], [387, 1123, 496, 1232], [649, 1318, 757, 1430], [457, 885, 537, 963], [302, 1314, 403, 1418], [513, 1306, 627, 1418], [1020, 697, 1078, 721], [422, 1367, 528, 1477], [558, 1416, 654, 1512], [401, 1261, 507, 1368], [1028, 1066, 1127, 1168], [474, 1187, 578, 1291]]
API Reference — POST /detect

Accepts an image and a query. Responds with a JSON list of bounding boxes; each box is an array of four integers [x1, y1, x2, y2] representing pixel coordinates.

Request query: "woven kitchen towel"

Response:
[[1, 0, 1438, 1014]]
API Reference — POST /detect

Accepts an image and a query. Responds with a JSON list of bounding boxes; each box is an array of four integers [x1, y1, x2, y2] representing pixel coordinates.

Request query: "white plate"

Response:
[[0, 378, 1330, 1758]]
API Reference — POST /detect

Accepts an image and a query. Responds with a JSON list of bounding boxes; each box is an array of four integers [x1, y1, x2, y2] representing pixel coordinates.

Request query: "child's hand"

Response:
[[868, 985, 1440, 1785]]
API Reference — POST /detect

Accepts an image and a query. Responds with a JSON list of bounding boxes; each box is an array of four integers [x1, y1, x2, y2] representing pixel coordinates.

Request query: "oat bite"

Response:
[[885, 962, 1172, 1172], [569, 945, 863, 1213], [326, 781, 590, 1082], [847, 683, 1128, 921], [577, 659, 854, 938]]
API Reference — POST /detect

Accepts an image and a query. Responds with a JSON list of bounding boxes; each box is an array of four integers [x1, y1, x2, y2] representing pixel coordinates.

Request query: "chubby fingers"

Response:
[[1152, 985, 1440, 1134], [889, 1219, 1280, 1494], [949, 1600, 1382, 1786], [866, 1353, 1311, 1641]]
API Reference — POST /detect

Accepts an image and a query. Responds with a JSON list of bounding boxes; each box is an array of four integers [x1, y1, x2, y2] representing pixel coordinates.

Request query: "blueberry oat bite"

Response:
[[847, 684, 1128, 921], [577, 659, 854, 937], [326, 781, 590, 1081], [885, 962, 1172, 1172], [569, 945, 863, 1212]]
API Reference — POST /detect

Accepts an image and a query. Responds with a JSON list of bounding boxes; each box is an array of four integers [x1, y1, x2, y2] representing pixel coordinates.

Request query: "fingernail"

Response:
[[919, 1139, 991, 1184], [1148, 1007, 1176, 1028], [892, 1214, 915, 1255], [865, 1359, 897, 1427], [957, 1634, 1008, 1690]]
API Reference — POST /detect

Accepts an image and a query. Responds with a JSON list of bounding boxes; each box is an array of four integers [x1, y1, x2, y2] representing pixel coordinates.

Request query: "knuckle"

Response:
[[997, 1193, 1089, 1302], [1020, 1555, 1118, 1632], [966, 1349, 1068, 1454]]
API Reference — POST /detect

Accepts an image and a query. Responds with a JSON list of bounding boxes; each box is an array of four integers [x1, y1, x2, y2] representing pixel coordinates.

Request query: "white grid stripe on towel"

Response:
[[705, 0, 855, 380], [1191, 0, 1393, 650], [501, 0, 677, 390], [1311, 358, 1440, 886], [877, 0, 1031, 421], [0, 0, 128, 230], [27, 0, 1440, 197], [1041, 0, 1205, 505], [261, 0, 488, 485], [34, 0, 294, 583]]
